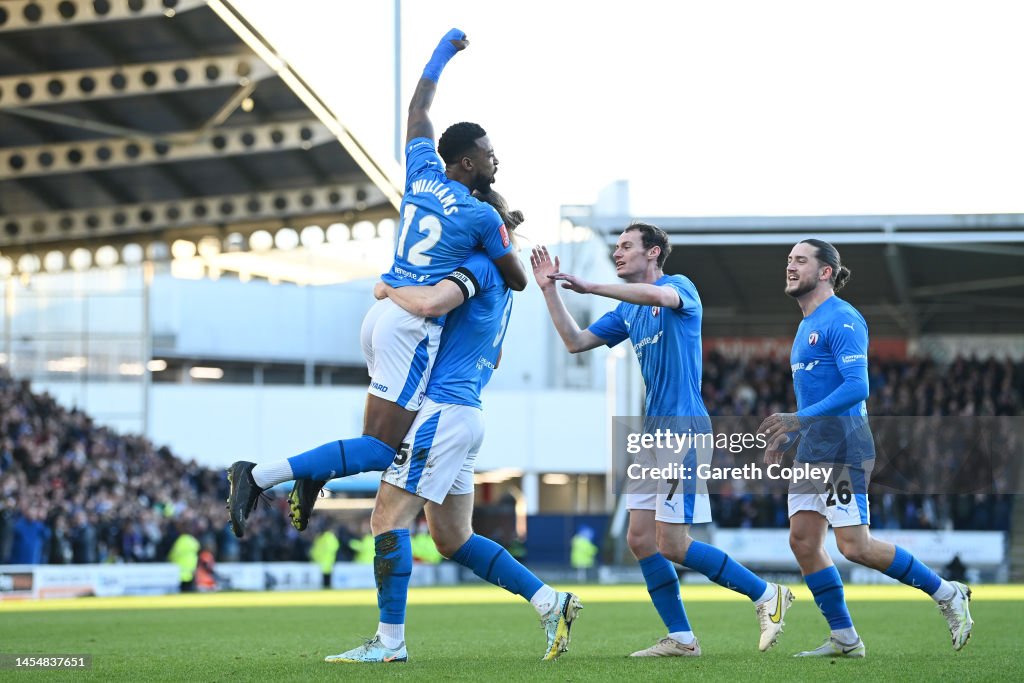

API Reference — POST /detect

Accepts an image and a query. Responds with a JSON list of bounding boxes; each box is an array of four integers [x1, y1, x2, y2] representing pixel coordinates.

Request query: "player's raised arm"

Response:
[[531, 246, 607, 353], [406, 29, 468, 144]]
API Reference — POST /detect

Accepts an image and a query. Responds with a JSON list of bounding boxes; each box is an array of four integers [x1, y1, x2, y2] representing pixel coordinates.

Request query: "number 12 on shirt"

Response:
[[396, 205, 443, 266]]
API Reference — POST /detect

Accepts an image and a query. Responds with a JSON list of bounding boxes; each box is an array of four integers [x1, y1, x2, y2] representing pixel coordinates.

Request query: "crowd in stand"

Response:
[[0, 372, 318, 566], [702, 353, 1020, 530], [0, 354, 1020, 566]]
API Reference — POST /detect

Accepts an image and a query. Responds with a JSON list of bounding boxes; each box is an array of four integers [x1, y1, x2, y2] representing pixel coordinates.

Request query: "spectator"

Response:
[[8, 506, 50, 564], [70, 511, 98, 564], [570, 526, 599, 581], [168, 522, 200, 593], [310, 523, 340, 589]]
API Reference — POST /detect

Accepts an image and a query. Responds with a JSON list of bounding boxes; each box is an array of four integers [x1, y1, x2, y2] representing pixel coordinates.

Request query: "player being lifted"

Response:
[[757, 239, 973, 657], [532, 224, 792, 657], [225, 28, 527, 538], [321, 191, 580, 664]]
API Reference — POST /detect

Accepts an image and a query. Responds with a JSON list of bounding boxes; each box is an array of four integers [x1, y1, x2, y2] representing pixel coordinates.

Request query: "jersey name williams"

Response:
[[409, 179, 459, 215]]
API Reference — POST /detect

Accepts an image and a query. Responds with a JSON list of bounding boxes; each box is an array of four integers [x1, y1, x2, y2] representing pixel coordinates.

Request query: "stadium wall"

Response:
[[32, 381, 610, 474]]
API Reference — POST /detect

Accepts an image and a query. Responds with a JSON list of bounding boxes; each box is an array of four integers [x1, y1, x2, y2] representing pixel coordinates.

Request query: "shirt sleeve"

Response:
[[661, 276, 701, 316], [587, 306, 630, 347], [475, 203, 513, 260], [827, 314, 869, 371], [404, 138, 444, 190]]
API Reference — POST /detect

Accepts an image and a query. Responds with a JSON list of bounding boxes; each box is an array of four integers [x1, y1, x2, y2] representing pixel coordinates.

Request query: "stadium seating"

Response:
[[0, 354, 1019, 565]]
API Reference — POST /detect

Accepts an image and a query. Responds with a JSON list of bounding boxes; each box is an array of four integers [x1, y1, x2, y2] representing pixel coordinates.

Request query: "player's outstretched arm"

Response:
[[549, 273, 681, 308], [406, 29, 468, 144], [531, 246, 606, 353], [374, 280, 465, 318]]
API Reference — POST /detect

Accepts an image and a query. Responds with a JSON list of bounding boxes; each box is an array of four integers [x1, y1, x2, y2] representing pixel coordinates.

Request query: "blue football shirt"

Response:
[[789, 295, 874, 464], [425, 252, 513, 409], [382, 138, 512, 288], [588, 274, 710, 428]]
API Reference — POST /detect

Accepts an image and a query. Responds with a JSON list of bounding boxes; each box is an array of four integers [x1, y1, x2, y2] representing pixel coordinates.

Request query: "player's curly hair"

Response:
[[626, 222, 672, 268], [437, 122, 487, 165], [800, 238, 851, 291]]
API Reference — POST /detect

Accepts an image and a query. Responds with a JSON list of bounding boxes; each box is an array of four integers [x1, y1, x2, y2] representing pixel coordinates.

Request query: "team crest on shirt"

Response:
[[651, 306, 660, 317], [808, 331, 820, 346]]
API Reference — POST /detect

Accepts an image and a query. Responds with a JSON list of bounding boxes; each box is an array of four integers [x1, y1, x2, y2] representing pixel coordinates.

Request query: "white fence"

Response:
[[0, 561, 461, 600]]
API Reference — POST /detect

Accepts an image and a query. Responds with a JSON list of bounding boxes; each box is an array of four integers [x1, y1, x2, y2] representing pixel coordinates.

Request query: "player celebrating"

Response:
[[320, 191, 581, 664], [757, 239, 973, 657], [532, 224, 792, 657], [225, 28, 527, 538]]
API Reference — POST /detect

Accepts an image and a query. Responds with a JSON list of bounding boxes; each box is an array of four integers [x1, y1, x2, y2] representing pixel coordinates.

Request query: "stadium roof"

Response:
[[0, 0, 400, 275], [563, 210, 1024, 337]]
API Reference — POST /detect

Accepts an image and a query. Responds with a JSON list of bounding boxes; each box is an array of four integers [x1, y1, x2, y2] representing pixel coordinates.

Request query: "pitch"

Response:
[[1, 584, 1021, 681]]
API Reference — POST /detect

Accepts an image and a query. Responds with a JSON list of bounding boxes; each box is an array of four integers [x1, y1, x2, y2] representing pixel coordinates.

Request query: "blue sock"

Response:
[[451, 534, 543, 600], [804, 566, 854, 630], [884, 545, 942, 595], [638, 553, 690, 633], [287, 436, 395, 481], [683, 540, 768, 601], [375, 529, 412, 625]]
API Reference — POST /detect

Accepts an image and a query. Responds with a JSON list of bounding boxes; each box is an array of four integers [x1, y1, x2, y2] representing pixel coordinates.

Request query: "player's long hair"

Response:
[[473, 188, 524, 248], [800, 238, 852, 291]]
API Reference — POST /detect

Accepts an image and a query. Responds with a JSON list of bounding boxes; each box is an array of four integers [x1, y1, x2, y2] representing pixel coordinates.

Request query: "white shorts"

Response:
[[381, 398, 483, 504], [787, 463, 871, 528], [626, 437, 713, 525], [360, 298, 442, 411]]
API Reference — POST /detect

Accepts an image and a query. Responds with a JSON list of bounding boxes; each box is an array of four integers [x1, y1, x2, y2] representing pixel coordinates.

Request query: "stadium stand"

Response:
[[1, 352, 1018, 566]]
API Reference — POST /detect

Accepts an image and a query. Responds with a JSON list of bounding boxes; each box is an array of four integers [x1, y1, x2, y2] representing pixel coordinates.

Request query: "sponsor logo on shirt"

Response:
[[841, 354, 867, 364], [633, 331, 663, 359], [791, 360, 820, 374], [499, 224, 510, 248], [808, 331, 820, 346], [476, 356, 497, 371], [372, 382, 389, 393], [393, 266, 419, 280]]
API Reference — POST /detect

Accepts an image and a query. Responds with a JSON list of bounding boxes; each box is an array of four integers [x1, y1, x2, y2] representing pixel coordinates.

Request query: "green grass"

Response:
[[1, 585, 1022, 681]]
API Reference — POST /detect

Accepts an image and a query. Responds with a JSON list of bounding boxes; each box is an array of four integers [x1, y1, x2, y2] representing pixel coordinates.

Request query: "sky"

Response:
[[234, 0, 1024, 237]]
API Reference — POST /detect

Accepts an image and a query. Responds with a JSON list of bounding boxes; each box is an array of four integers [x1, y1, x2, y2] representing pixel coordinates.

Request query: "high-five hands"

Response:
[[530, 246, 595, 294]]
